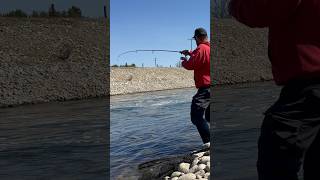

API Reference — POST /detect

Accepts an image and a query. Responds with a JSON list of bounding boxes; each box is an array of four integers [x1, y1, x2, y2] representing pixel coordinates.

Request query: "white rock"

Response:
[[192, 152, 205, 159], [196, 174, 203, 179], [171, 171, 182, 177], [164, 176, 170, 180], [191, 158, 200, 167], [178, 173, 196, 180], [204, 151, 210, 156], [195, 170, 206, 177], [178, 163, 190, 174], [200, 156, 210, 164], [172, 177, 179, 180], [205, 162, 210, 172], [203, 142, 210, 148], [198, 164, 206, 171], [188, 165, 198, 173], [204, 172, 210, 179]]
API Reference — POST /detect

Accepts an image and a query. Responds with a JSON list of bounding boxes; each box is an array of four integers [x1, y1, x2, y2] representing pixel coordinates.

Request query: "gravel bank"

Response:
[[110, 67, 194, 95], [0, 18, 108, 108], [212, 18, 273, 85]]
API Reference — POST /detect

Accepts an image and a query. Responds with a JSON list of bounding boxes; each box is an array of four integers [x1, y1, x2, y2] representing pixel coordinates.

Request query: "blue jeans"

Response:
[[191, 87, 210, 143]]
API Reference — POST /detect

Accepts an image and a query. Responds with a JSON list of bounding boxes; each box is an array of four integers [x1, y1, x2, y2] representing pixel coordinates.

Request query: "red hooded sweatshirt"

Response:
[[182, 42, 211, 88], [229, 0, 320, 85]]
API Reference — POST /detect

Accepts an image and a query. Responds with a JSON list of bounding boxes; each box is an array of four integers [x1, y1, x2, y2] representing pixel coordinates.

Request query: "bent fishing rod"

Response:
[[117, 49, 185, 61]]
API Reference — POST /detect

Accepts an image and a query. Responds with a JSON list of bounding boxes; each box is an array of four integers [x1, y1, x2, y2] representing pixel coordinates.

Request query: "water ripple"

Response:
[[110, 88, 201, 179]]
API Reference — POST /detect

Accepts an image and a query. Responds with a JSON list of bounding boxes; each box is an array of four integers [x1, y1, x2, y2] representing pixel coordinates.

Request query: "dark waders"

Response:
[[257, 80, 320, 180]]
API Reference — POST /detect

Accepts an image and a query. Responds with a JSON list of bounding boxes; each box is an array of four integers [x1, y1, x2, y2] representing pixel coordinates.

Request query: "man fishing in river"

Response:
[[229, 0, 320, 179], [180, 28, 211, 146]]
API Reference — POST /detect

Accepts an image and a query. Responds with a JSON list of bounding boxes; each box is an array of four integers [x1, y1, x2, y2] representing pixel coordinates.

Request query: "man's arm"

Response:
[[229, 0, 301, 27], [181, 48, 202, 70]]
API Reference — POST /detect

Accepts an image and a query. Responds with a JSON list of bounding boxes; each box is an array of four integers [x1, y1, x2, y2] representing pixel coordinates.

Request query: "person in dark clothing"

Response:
[[180, 28, 211, 145], [229, 0, 320, 179]]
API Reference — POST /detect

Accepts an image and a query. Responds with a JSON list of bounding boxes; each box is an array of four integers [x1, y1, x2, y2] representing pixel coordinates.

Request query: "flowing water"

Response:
[[110, 88, 206, 179], [0, 82, 286, 180], [212, 82, 281, 180], [110, 82, 283, 180], [0, 98, 108, 180]]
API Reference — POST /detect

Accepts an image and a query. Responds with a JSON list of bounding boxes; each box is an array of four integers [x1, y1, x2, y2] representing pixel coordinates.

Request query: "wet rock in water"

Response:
[[138, 147, 210, 180], [192, 152, 205, 159], [203, 142, 210, 149]]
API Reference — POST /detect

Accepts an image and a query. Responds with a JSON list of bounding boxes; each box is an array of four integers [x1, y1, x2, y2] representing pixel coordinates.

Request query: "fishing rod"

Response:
[[117, 49, 183, 61]]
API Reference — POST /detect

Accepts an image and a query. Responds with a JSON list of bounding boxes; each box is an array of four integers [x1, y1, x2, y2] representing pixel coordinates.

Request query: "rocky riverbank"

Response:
[[138, 146, 210, 180], [164, 149, 210, 180], [110, 67, 194, 95]]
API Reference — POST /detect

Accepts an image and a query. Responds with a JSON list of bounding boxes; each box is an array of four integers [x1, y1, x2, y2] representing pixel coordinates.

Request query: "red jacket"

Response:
[[182, 42, 211, 88], [229, 0, 320, 85]]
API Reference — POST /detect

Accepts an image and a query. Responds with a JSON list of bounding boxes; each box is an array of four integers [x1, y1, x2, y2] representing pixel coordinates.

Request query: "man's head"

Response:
[[193, 28, 208, 45]]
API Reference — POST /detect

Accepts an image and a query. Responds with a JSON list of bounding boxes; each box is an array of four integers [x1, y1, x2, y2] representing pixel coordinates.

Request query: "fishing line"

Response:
[[117, 49, 182, 61]]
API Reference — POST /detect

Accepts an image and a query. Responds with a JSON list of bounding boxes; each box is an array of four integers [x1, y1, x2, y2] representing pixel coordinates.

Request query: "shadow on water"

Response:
[[110, 88, 206, 179], [0, 98, 108, 179], [212, 82, 282, 180]]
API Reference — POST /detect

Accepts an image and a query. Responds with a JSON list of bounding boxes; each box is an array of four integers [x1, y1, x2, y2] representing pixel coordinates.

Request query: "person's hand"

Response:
[[180, 57, 187, 61], [180, 50, 190, 56]]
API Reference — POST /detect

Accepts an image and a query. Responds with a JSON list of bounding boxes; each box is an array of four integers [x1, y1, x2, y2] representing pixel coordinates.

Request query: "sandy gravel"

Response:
[[212, 18, 272, 85], [110, 67, 195, 95]]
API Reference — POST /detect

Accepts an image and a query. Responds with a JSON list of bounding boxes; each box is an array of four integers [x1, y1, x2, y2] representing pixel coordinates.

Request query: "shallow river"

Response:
[[110, 88, 206, 179], [0, 98, 108, 180], [212, 82, 282, 180], [1, 82, 294, 180], [110, 82, 285, 180]]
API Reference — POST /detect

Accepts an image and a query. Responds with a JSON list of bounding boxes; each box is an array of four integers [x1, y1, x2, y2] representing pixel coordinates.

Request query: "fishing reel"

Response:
[[179, 50, 189, 61]]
